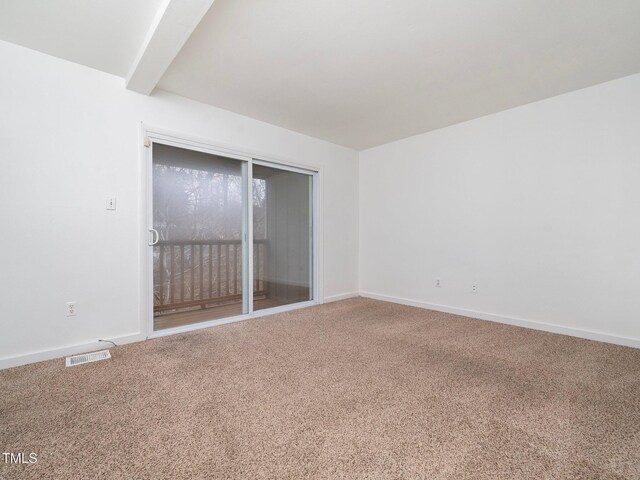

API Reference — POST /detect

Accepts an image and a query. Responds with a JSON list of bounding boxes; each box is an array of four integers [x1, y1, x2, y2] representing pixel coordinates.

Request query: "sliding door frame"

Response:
[[139, 124, 322, 339], [251, 159, 319, 318]]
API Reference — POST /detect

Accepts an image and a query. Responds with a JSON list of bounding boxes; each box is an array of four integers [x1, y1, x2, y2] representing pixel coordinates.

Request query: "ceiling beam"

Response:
[[126, 0, 214, 95]]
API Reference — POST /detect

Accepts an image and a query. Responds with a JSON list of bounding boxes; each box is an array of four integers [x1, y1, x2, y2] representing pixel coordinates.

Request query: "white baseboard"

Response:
[[5, 290, 637, 370], [323, 291, 359, 303], [0, 333, 145, 370], [360, 291, 640, 349]]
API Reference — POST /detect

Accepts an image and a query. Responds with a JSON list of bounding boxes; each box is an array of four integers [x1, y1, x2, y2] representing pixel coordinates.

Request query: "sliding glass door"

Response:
[[253, 162, 314, 311], [149, 141, 316, 333], [151, 144, 248, 331]]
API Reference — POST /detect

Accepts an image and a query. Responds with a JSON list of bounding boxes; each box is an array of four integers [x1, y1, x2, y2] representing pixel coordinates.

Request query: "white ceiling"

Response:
[[2, 1, 640, 150], [0, 0, 164, 77], [158, 0, 640, 149]]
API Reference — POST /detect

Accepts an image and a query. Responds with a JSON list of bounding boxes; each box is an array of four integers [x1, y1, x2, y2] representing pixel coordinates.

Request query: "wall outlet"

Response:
[[471, 283, 478, 294], [106, 196, 116, 210], [66, 301, 77, 317], [435, 278, 442, 288]]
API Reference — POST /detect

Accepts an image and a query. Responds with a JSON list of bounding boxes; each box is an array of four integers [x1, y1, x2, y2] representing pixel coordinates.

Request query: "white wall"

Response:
[[0, 40, 359, 366], [360, 73, 640, 346], [3, 38, 639, 369]]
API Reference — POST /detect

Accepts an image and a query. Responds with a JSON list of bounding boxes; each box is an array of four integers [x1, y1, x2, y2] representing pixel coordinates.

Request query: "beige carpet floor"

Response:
[[2, 297, 640, 479]]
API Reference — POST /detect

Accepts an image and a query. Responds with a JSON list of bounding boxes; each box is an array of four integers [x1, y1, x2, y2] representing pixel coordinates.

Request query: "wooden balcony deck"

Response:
[[153, 238, 276, 331]]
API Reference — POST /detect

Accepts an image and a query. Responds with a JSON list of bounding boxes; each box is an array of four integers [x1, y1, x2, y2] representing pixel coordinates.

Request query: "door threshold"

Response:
[[253, 300, 318, 317], [149, 300, 319, 339]]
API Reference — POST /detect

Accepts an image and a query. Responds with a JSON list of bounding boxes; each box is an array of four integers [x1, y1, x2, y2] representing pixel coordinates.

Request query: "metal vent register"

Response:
[[65, 350, 111, 367]]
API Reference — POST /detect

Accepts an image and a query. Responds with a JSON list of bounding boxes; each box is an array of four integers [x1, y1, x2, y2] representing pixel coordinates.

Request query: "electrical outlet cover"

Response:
[[66, 301, 77, 316]]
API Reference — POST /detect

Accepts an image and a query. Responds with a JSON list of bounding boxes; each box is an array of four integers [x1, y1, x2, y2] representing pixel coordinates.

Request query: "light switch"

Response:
[[106, 196, 116, 211]]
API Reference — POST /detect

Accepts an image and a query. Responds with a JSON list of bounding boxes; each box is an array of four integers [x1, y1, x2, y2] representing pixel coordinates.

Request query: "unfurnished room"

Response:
[[1, 1, 640, 479]]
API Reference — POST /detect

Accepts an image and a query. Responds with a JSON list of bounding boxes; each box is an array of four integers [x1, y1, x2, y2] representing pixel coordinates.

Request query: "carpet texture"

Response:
[[2, 298, 640, 479]]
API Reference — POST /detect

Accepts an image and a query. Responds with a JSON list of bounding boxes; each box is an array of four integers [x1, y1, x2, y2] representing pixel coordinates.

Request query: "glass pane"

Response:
[[253, 164, 313, 311], [152, 144, 246, 330]]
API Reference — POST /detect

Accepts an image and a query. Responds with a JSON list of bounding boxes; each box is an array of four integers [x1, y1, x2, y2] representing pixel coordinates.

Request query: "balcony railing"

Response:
[[153, 239, 268, 313]]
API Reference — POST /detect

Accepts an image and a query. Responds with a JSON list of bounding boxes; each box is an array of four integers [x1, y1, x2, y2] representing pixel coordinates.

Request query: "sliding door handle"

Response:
[[148, 228, 159, 246]]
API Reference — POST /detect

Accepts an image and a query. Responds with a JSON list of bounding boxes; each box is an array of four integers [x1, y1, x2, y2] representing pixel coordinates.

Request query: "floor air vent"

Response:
[[65, 350, 111, 367]]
